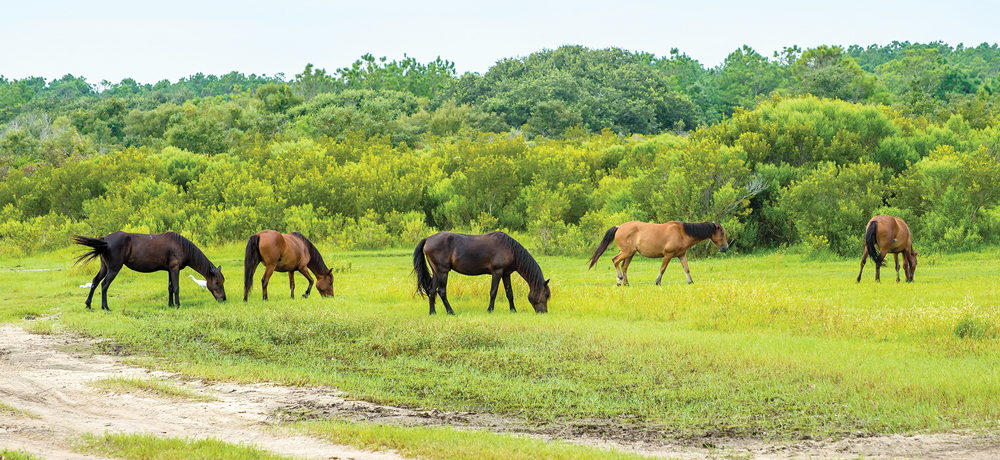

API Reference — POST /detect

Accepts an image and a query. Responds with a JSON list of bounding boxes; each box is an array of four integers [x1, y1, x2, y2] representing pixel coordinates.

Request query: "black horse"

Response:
[[73, 232, 227, 310], [413, 231, 550, 315]]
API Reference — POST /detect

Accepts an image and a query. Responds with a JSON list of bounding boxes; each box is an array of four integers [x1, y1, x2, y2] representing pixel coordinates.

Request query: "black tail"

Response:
[[244, 234, 261, 300], [72, 235, 108, 265], [865, 221, 884, 267], [588, 226, 619, 268], [413, 238, 433, 296]]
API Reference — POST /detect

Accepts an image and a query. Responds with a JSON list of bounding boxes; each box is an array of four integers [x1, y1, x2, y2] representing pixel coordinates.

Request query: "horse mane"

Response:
[[291, 232, 329, 273], [493, 232, 545, 291], [167, 232, 215, 275], [681, 222, 719, 240]]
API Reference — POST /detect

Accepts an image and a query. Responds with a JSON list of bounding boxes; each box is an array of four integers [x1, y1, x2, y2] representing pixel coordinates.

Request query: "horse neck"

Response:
[[514, 254, 545, 294], [186, 246, 215, 278], [306, 253, 329, 276]]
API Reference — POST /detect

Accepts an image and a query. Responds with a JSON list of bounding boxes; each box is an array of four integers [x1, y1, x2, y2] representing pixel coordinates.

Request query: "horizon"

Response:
[[3, 0, 998, 84]]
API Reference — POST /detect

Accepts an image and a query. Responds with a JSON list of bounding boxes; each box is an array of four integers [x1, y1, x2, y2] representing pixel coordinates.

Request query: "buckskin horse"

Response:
[[857, 215, 918, 283], [588, 221, 730, 285], [243, 230, 334, 301], [73, 232, 227, 310], [413, 231, 550, 315]]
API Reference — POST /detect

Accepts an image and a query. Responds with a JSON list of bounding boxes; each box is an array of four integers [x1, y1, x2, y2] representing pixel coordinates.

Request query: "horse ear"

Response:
[[545, 279, 550, 285], [217, 265, 222, 273]]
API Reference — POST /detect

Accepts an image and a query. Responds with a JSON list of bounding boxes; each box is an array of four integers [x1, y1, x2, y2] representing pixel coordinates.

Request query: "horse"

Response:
[[413, 231, 550, 315], [243, 230, 334, 301], [856, 215, 918, 283], [73, 232, 226, 311], [588, 221, 730, 285]]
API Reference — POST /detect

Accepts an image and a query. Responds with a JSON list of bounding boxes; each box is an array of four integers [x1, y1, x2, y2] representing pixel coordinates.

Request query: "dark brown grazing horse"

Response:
[[857, 215, 918, 283], [73, 232, 226, 310], [589, 221, 730, 285], [413, 232, 550, 315], [243, 230, 334, 301]]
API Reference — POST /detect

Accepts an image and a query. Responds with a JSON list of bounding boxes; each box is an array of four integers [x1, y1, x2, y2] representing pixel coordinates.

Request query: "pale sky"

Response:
[[2, 0, 997, 84]]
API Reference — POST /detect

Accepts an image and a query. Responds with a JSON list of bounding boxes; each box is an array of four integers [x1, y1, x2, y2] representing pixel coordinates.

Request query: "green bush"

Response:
[[778, 161, 887, 256]]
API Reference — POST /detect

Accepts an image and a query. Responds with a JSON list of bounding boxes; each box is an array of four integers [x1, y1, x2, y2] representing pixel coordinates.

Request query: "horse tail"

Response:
[[72, 235, 107, 265], [244, 234, 261, 300], [865, 220, 884, 267], [413, 238, 433, 297], [588, 226, 619, 269]]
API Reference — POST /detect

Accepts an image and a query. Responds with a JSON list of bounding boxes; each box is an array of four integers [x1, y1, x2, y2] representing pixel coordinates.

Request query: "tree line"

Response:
[[1, 42, 998, 257]]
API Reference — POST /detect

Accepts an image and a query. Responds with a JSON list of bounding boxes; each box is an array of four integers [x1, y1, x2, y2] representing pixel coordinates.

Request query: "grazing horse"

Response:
[[857, 215, 918, 283], [243, 230, 334, 301], [413, 232, 550, 315], [73, 232, 226, 310], [588, 221, 730, 285]]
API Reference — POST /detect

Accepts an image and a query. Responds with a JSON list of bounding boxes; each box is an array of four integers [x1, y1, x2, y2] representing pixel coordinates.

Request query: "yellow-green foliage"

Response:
[[296, 420, 644, 460], [75, 433, 292, 460]]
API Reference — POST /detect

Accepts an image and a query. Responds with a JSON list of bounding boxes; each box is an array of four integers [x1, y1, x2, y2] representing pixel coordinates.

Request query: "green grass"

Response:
[[0, 401, 36, 418], [0, 450, 43, 460], [75, 433, 293, 460], [88, 377, 217, 401], [2, 244, 999, 439], [295, 419, 644, 460]]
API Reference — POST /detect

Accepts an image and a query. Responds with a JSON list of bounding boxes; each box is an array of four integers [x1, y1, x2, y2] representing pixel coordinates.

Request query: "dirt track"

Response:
[[1, 324, 998, 459], [0, 325, 403, 460]]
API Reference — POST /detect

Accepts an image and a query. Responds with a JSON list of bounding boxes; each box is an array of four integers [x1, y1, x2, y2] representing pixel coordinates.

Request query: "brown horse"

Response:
[[243, 230, 334, 301], [589, 221, 730, 285], [73, 232, 227, 310], [413, 232, 550, 315], [857, 215, 918, 283]]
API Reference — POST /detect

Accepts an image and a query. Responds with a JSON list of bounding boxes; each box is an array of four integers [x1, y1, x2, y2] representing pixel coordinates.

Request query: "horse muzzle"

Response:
[[720, 245, 729, 252]]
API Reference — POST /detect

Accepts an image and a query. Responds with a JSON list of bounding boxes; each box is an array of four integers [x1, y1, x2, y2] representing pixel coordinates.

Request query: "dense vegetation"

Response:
[[2, 42, 999, 257]]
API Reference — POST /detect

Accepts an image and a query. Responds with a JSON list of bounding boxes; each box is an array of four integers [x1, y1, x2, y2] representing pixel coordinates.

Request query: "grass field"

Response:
[[2, 244, 998, 440]]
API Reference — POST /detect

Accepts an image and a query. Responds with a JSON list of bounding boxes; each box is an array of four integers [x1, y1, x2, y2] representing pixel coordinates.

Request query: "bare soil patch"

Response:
[[2, 323, 997, 459]]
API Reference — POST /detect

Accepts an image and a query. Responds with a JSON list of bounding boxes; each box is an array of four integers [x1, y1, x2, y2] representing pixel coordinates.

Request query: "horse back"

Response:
[[423, 232, 515, 276], [870, 215, 912, 252], [117, 232, 184, 272]]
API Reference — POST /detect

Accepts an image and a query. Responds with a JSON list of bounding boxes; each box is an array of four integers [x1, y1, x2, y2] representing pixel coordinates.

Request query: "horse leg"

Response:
[[428, 275, 438, 315], [679, 255, 694, 284], [435, 271, 455, 315], [85, 262, 107, 310], [894, 253, 901, 283], [655, 256, 672, 286], [168, 268, 180, 307], [297, 267, 315, 298], [856, 247, 868, 283], [289, 272, 296, 299], [620, 254, 634, 286], [100, 263, 123, 311], [488, 273, 501, 313], [502, 274, 516, 312], [612, 251, 625, 285], [261, 265, 276, 301]]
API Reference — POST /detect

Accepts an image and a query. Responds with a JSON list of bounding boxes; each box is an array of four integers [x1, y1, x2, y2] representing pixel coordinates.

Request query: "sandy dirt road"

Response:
[[0, 325, 403, 460], [1, 323, 998, 459]]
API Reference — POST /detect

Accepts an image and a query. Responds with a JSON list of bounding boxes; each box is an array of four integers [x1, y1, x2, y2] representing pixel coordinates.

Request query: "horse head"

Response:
[[206, 265, 227, 301], [711, 223, 730, 252], [316, 268, 335, 297], [528, 279, 550, 313]]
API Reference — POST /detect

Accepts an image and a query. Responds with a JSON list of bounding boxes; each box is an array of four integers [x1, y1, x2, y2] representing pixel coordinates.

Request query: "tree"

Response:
[[791, 46, 878, 102]]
